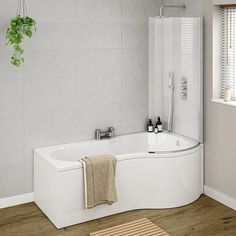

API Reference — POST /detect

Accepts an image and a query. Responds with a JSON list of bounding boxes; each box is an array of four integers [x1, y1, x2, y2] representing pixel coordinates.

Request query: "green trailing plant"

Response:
[[6, 15, 36, 67]]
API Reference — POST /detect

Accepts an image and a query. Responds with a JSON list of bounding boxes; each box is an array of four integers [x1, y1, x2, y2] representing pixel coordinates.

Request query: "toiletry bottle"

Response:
[[147, 119, 154, 132], [157, 117, 163, 133], [154, 123, 158, 134]]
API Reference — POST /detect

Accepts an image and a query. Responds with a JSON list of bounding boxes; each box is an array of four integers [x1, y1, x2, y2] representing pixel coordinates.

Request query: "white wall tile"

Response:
[[26, 103, 76, 136], [122, 48, 148, 74], [0, 110, 24, 139], [122, 23, 148, 49], [77, 24, 121, 49], [122, 0, 160, 23], [25, 51, 77, 79], [0, 80, 24, 111], [0, 80, 24, 139], [71, 128, 98, 142], [25, 79, 77, 137], [25, 77, 77, 134], [0, 0, 18, 23], [0, 51, 24, 81], [25, 24, 77, 51], [77, 74, 121, 101], [76, 99, 122, 129], [26, 78, 76, 110], [122, 73, 148, 100], [77, 49, 121, 75], [0, 166, 24, 198], [0, 138, 24, 170], [77, 0, 122, 23], [122, 121, 146, 134], [122, 98, 148, 123], [27, 0, 77, 23]]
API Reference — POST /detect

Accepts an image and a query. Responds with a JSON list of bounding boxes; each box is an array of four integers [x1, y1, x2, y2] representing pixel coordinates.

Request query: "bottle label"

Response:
[[157, 125, 162, 132], [148, 126, 153, 132]]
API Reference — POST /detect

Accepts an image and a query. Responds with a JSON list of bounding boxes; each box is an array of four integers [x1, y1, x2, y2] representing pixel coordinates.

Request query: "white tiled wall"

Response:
[[0, 0, 160, 197]]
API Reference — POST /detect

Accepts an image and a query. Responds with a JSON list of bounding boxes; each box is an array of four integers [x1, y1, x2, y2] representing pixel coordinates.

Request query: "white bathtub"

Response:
[[34, 132, 203, 228]]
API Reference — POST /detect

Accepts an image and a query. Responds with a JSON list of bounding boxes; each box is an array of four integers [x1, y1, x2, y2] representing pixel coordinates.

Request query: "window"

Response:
[[222, 7, 236, 101]]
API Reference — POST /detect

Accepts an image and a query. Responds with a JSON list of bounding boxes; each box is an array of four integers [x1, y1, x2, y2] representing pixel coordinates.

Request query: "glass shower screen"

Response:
[[149, 17, 203, 142]]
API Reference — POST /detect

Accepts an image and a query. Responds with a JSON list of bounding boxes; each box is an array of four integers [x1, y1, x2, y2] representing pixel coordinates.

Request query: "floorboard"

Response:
[[0, 195, 236, 236]]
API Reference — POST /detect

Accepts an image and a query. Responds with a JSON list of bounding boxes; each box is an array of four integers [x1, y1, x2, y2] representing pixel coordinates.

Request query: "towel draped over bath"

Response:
[[80, 155, 117, 209]]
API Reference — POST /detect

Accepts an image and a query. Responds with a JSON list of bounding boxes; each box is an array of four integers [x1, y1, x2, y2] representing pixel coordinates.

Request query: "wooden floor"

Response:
[[0, 195, 236, 236]]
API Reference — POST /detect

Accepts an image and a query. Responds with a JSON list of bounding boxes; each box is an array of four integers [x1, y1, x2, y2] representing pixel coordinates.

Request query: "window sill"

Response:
[[211, 99, 236, 107]]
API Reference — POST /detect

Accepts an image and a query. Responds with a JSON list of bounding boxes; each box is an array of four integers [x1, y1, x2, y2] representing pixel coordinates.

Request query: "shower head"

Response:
[[159, 4, 186, 18]]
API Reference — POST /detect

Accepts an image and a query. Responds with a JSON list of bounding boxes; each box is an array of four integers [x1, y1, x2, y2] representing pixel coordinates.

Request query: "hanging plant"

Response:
[[5, 0, 36, 67]]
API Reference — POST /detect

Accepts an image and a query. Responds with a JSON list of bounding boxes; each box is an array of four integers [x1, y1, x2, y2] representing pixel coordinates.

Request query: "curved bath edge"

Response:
[[36, 143, 203, 173]]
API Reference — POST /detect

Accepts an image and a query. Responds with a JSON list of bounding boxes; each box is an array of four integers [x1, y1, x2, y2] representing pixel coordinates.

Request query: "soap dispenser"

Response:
[[157, 117, 163, 133], [147, 119, 154, 132]]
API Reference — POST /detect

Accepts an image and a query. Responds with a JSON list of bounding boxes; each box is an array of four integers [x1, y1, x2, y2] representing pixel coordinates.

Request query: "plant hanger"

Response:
[[16, 0, 28, 17], [5, 0, 36, 67]]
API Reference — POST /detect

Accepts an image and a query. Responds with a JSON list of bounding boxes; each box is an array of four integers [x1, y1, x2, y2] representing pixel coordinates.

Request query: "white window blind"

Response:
[[222, 7, 236, 100]]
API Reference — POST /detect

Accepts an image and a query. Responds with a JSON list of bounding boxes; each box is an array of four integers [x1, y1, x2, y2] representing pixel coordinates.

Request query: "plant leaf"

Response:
[[5, 15, 36, 67]]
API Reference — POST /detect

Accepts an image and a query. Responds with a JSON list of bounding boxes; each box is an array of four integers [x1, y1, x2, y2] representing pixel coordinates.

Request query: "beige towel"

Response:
[[81, 155, 117, 209]]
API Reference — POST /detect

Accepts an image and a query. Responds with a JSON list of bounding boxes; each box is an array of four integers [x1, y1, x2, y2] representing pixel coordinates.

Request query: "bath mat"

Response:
[[90, 218, 169, 236]]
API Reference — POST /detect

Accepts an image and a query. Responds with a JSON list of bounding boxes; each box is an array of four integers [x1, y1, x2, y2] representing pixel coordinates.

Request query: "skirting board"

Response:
[[0, 192, 33, 209], [204, 185, 236, 211]]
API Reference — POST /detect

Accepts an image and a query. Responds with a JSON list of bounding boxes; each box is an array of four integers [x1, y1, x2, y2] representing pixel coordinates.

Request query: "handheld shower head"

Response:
[[168, 72, 175, 89]]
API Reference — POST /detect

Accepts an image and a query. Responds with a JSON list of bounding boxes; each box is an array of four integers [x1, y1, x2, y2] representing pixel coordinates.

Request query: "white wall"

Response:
[[0, 0, 161, 198], [204, 0, 236, 200]]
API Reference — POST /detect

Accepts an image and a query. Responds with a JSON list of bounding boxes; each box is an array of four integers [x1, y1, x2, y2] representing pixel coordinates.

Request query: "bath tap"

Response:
[[95, 127, 115, 140]]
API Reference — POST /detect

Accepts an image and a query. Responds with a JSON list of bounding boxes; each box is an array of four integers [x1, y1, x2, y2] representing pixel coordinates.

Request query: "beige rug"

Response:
[[90, 218, 169, 236]]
